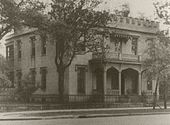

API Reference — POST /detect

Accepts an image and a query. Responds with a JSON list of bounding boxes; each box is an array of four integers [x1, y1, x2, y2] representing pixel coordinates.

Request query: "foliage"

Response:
[[0, 0, 45, 40], [0, 54, 9, 73], [152, 1, 170, 109], [0, 73, 12, 88], [15, 73, 37, 102], [143, 32, 170, 79], [0, 54, 12, 88], [114, 3, 130, 17], [154, 1, 170, 24], [0, 0, 118, 101], [143, 31, 170, 109]]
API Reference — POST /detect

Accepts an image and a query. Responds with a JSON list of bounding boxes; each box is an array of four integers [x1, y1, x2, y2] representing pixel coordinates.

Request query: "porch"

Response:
[[91, 65, 142, 97]]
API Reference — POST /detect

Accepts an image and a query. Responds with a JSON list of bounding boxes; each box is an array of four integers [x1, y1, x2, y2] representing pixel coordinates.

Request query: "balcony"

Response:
[[92, 52, 141, 62]]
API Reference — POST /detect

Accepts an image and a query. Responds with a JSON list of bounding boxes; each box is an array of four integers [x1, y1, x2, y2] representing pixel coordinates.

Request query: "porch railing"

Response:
[[106, 89, 119, 95], [92, 52, 141, 62]]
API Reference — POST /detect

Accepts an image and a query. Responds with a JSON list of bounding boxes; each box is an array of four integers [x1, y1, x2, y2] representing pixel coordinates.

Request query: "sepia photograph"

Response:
[[0, 0, 170, 124]]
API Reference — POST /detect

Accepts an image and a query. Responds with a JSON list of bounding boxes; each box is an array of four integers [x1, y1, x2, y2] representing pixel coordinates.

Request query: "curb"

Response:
[[1, 112, 170, 121], [77, 112, 170, 118]]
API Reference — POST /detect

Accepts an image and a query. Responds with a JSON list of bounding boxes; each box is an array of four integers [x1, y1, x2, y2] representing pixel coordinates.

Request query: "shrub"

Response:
[[15, 74, 37, 102]]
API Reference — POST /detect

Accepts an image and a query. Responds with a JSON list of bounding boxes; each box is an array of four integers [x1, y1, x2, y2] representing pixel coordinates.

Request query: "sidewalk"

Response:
[[0, 106, 170, 120]]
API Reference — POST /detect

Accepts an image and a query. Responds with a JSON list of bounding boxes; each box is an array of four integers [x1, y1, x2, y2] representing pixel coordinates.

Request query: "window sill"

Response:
[[41, 54, 46, 57]]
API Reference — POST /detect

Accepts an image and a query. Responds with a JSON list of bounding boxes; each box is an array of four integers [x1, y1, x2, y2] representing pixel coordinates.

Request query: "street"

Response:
[[0, 114, 170, 125]]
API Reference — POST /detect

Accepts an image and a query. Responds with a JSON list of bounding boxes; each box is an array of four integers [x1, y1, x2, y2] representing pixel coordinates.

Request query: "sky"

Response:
[[0, 0, 168, 56], [99, 0, 156, 19]]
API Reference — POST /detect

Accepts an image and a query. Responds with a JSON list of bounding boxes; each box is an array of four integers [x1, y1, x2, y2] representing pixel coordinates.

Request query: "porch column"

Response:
[[103, 69, 107, 95], [138, 72, 142, 95], [119, 71, 121, 95]]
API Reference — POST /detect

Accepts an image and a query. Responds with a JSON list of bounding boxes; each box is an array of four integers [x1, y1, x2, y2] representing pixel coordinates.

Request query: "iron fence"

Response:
[[0, 94, 168, 111], [0, 93, 168, 105], [31, 94, 145, 104]]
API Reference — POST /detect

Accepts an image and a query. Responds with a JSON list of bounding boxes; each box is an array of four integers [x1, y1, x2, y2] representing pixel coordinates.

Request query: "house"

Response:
[[5, 16, 159, 103]]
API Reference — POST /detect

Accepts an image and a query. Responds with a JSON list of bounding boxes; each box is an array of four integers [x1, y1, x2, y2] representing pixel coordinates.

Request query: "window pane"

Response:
[[30, 36, 36, 57], [30, 68, 36, 86], [77, 67, 86, 94], [147, 81, 152, 90], [41, 38, 46, 55], [40, 67, 47, 90], [131, 38, 137, 55], [17, 40, 21, 59]]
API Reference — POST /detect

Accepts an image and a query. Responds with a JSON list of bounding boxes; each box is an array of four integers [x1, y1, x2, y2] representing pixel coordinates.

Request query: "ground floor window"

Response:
[[40, 67, 47, 90], [30, 68, 36, 86], [76, 65, 87, 94]]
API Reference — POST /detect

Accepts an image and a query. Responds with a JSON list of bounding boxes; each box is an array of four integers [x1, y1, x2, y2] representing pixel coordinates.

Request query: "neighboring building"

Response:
[[5, 16, 159, 102]]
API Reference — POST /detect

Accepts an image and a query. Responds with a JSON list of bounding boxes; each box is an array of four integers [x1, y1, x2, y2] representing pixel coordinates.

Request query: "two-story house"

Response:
[[5, 16, 159, 103]]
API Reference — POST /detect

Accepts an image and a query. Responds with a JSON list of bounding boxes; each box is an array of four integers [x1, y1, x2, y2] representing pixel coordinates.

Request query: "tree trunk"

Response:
[[164, 92, 167, 109], [58, 68, 65, 103], [153, 78, 159, 109], [164, 83, 168, 109]]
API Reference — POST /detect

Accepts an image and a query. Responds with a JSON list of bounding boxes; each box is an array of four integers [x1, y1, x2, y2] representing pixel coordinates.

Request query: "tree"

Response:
[[114, 2, 130, 17], [148, 1, 170, 109], [0, 0, 45, 40], [143, 31, 170, 109], [0, 54, 8, 73], [154, 2, 170, 25], [14, 73, 37, 102], [0, 54, 12, 88], [0, 0, 112, 102], [20, 0, 111, 101]]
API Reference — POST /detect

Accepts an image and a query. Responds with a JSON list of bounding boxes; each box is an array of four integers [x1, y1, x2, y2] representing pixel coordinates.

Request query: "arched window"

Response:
[[147, 80, 152, 90]]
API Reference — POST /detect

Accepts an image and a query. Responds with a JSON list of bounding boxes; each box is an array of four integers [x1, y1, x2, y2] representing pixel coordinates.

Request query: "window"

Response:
[[41, 36, 47, 55], [110, 36, 122, 53], [40, 67, 47, 90], [147, 80, 152, 90], [126, 18, 130, 23], [120, 17, 123, 23], [115, 41, 121, 53], [30, 68, 36, 86], [6, 45, 14, 60], [76, 65, 86, 94], [30, 36, 36, 57], [131, 38, 138, 55], [138, 20, 141, 26], [6, 45, 14, 67], [16, 70, 22, 87], [17, 40, 22, 59], [7, 71, 14, 87], [111, 75, 119, 90], [132, 18, 135, 24]]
